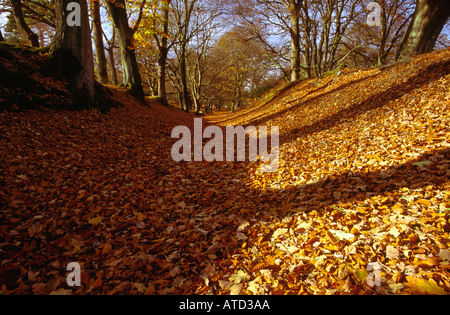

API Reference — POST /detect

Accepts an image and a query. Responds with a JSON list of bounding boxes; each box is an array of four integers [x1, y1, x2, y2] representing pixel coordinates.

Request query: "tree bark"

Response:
[[378, 3, 388, 66], [107, 46, 119, 85], [179, 0, 193, 112], [158, 50, 168, 105], [107, 0, 145, 101], [289, 0, 301, 82], [49, 0, 95, 105], [157, 2, 170, 106], [180, 48, 190, 112], [105, 29, 119, 85], [396, 0, 450, 61], [10, 0, 40, 47], [299, 2, 313, 78], [91, 0, 109, 84]]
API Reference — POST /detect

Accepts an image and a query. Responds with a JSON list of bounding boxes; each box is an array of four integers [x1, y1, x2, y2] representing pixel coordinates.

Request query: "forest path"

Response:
[[1, 48, 450, 295]]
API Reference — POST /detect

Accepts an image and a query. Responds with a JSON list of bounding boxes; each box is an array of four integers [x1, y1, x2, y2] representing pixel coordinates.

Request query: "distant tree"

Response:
[[186, 1, 222, 114], [173, 0, 198, 112], [103, 28, 119, 86], [10, 0, 39, 47], [135, 0, 173, 105], [210, 29, 269, 113], [156, 0, 172, 106], [341, 0, 415, 67], [374, 0, 415, 65], [233, 0, 360, 80], [106, 0, 145, 101], [49, 0, 95, 105], [396, 0, 450, 61], [91, 0, 109, 84]]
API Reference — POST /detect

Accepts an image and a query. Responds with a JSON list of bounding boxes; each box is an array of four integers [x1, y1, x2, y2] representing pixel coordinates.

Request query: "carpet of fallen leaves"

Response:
[[1, 48, 450, 295]]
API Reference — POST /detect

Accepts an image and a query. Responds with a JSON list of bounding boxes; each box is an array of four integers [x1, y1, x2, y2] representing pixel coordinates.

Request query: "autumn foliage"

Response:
[[0, 47, 450, 295]]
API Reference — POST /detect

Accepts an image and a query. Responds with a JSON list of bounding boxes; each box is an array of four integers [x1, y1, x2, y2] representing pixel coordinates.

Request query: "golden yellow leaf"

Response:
[[405, 276, 446, 295], [417, 199, 432, 206], [89, 216, 103, 225]]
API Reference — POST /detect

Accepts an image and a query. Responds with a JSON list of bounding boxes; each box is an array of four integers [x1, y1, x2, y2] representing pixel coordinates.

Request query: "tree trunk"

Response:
[[193, 67, 202, 115], [0, 30, 4, 41], [231, 72, 242, 113], [179, 47, 190, 112], [158, 3, 170, 106], [179, 0, 192, 113], [378, 6, 388, 66], [106, 30, 119, 85], [107, 45, 118, 85], [300, 3, 313, 78], [396, 0, 450, 61], [91, 0, 109, 84], [158, 51, 168, 105], [193, 96, 201, 115], [10, 0, 39, 47], [107, 0, 145, 101], [289, 0, 301, 82], [49, 0, 95, 105]]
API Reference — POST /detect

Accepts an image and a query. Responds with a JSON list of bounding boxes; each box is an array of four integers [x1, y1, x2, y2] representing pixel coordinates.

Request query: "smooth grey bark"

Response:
[[91, 0, 109, 84], [157, 2, 170, 106], [288, 0, 301, 82], [107, 0, 145, 101], [396, 0, 450, 61]]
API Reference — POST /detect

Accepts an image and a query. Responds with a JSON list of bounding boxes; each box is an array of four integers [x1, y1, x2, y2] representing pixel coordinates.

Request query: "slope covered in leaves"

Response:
[[205, 48, 450, 295], [0, 48, 449, 295]]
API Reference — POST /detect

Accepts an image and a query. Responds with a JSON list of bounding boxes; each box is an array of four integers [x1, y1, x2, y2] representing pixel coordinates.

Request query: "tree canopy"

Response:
[[1, 0, 448, 111]]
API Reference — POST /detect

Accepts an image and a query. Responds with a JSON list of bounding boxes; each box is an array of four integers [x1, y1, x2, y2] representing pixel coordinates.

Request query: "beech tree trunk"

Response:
[[396, 0, 450, 61], [179, 43, 190, 112], [49, 0, 95, 105], [105, 29, 119, 86], [179, 0, 194, 113], [107, 45, 119, 85], [158, 48, 168, 105], [10, 0, 39, 47], [91, 0, 109, 84], [158, 2, 170, 106], [107, 0, 145, 101], [289, 0, 301, 82]]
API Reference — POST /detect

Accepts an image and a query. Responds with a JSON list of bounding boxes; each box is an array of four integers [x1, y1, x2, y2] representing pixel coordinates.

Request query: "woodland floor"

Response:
[[0, 48, 449, 295]]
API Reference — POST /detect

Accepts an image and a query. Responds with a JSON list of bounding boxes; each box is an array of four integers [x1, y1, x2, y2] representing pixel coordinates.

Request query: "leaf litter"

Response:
[[1, 48, 450, 295]]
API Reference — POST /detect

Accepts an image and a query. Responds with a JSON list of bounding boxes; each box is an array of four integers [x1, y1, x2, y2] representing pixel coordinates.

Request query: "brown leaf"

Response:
[[102, 243, 113, 255]]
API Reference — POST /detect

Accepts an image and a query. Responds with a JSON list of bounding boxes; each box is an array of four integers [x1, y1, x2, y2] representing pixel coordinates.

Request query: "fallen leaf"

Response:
[[218, 280, 234, 291], [229, 270, 250, 284], [169, 265, 182, 278], [438, 250, 450, 261], [50, 288, 72, 295], [405, 276, 446, 295], [412, 161, 432, 170], [272, 228, 288, 239], [230, 284, 242, 295], [102, 243, 113, 255], [89, 216, 103, 225], [329, 229, 355, 241], [386, 245, 400, 260], [417, 199, 432, 206]]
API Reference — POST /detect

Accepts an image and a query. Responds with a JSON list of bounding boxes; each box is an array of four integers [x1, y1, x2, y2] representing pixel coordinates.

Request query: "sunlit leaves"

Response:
[[1, 48, 449, 295], [200, 48, 450, 295]]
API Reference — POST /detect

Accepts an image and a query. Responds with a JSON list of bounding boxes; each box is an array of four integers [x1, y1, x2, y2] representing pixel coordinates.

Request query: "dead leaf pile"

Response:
[[1, 48, 449, 295], [201, 48, 450, 295]]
